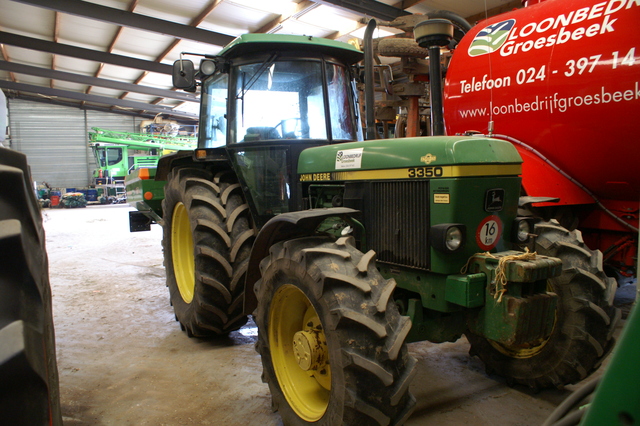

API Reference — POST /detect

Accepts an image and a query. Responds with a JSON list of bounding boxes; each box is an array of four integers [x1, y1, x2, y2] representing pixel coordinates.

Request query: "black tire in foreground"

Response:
[[0, 147, 62, 425], [255, 236, 417, 425], [162, 167, 254, 337], [467, 220, 620, 390]]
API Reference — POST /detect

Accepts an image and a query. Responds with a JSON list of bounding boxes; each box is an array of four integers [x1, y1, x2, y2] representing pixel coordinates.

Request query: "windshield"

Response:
[[229, 58, 358, 143], [94, 147, 123, 167]]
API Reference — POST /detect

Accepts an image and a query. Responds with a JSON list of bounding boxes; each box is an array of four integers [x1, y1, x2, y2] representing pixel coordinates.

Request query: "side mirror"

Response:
[[172, 60, 196, 91]]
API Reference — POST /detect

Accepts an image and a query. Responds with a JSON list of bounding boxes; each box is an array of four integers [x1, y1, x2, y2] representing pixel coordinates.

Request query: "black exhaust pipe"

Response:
[[414, 19, 454, 136], [363, 19, 377, 140]]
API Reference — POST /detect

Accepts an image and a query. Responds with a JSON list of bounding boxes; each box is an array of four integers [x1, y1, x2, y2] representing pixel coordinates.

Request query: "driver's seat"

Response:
[[244, 127, 281, 141]]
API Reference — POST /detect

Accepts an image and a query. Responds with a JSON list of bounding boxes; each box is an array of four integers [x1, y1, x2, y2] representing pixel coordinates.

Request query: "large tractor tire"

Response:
[[467, 220, 620, 390], [255, 236, 416, 425], [0, 148, 62, 425], [162, 167, 255, 337]]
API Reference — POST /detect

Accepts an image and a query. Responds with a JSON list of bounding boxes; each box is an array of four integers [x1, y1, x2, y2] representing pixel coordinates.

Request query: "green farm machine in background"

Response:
[[126, 31, 621, 425], [88, 127, 197, 185], [90, 127, 196, 204]]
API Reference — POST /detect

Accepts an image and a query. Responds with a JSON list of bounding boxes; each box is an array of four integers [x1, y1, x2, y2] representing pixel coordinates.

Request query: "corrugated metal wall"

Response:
[[7, 99, 145, 188]]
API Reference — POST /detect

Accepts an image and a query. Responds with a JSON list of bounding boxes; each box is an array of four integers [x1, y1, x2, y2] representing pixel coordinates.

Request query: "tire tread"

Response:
[[162, 167, 253, 337]]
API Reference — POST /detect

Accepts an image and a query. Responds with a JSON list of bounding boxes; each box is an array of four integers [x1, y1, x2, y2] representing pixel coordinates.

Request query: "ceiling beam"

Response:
[[391, 0, 423, 10], [465, 0, 522, 23], [88, 0, 139, 96], [255, 0, 318, 34], [10, 0, 236, 47], [312, 0, 410, 21], [0, 45, 16, 82], [5, 92, 197, 121], [0, 80, 197, 118], [191, 0, 224, 26], [146, 0, 224, 70], [120, 0, 224, 102], [0, 31, 173, 75], [0, 60, 197, 102], [51, 11, 60, 88], [255, 14, 284, 34]]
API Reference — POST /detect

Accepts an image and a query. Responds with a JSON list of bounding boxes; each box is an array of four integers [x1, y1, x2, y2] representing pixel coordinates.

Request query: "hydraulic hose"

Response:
[[541, 378, 600, 426], [493, 133, 639, 233], [426, 10, 472, 32], [426, 10, 472, 49]]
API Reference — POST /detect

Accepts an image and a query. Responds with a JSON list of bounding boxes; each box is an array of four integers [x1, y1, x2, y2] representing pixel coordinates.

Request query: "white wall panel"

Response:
[[7, 99, 145, 189], [86, 110, 137, 133], [8, 99, 88, 188]]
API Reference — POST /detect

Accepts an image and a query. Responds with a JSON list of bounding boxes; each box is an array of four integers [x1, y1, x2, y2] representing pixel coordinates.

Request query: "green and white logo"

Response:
[[468, 19, 515, 57], [335, 148, 363, 169]]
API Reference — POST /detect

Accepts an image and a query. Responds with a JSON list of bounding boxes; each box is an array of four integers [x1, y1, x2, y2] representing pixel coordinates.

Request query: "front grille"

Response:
[[365, 181, 430, 270]]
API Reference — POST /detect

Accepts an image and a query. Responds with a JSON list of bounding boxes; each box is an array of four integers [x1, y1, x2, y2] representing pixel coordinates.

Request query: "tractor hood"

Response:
[[298, 136, 523, 181]]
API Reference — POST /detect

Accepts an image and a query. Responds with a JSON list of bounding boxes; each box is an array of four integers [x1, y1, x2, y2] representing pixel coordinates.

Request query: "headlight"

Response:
[[431, 224, 466, 253], [512, 217, 535, 243], [516, 220, 531, 242], [200, 59, 217, 76], [445, 227, 463, 251]]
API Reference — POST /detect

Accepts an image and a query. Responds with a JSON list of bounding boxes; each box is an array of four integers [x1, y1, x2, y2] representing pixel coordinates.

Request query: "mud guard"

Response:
[[155, 150, 194, 181], [243, 207, 359, 315]]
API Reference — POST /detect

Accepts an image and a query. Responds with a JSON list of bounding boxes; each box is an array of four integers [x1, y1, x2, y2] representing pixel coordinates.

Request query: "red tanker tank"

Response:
[[443, 0, 639, 273]]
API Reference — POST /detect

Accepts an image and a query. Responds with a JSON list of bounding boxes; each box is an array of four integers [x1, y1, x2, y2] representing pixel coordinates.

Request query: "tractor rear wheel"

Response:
[[0, 148, 62, 425], [467, 220, 620, 389], [162, 167, 254, 337], [255, 236, 416, 425]]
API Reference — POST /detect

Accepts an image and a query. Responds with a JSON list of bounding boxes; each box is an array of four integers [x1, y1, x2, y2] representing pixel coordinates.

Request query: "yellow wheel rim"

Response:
[[489, 335, 552, 359], [171, 202, 195, 303], [269, 284, 331, 422]]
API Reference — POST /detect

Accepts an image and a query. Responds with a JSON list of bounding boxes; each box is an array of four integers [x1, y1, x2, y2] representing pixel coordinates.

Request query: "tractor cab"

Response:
[[174, 34, 364, 226], [201, 54, 362, 145]]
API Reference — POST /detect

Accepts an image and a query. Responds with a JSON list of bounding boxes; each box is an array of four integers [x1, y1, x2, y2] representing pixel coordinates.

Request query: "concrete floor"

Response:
[[43, 204, 620, 426]]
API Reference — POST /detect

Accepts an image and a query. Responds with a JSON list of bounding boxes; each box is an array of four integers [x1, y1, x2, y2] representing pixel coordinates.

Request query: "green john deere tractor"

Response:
[[133, 33, 618, 425]]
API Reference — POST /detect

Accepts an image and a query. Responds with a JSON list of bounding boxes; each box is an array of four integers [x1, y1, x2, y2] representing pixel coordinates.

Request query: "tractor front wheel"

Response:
[[467, 220, 620, 389], [162, 167, 254, 337], [255, 236, 416, 425]]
